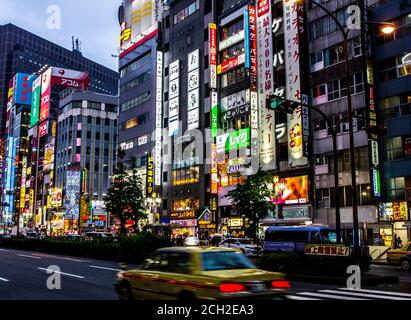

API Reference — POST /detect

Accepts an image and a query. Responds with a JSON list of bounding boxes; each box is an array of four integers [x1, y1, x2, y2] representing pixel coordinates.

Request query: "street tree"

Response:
[[227, 169, 275, 243]]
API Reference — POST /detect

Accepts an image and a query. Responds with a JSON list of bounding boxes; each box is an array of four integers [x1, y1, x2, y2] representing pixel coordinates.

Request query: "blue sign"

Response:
[[244, 10, 250, 69], [12, 73, 33, 106]]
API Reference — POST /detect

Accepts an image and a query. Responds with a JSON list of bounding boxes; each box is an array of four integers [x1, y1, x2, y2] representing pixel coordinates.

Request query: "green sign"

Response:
[[30, 76, 41, 127], [372, 168, 381, 197], [226, 128, 250, 152], [211, 92, 218, 138]]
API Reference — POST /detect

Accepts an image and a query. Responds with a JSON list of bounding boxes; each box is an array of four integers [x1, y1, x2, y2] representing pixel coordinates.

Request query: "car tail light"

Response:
[[271, 280, 291, 289], [219, 283, 246, 293]]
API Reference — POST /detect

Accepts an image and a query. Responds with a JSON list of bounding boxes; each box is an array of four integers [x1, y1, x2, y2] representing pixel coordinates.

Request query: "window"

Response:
[[122, 113, 148, 130], [105, 104, 117, 113], [172, 167, 200, 186], [384, 137, 403, 161], [221, 66, 246, 88], [201, 252, 255, 271], [88, 101, 101, 110], [125, 118, 138, 130], [386, 177, 406, 202], [172, 198, 200, 212], [221, 19, 244, 40], [220, 42, 245, 63], [380, 95, 411, 120], [174, 0, 200, 24], [310, 7, 349, 39], [104, 133, 110, 141], [120, 51, 151, 77], [121, 91, 151, 112], [120, 71, 151, 93]]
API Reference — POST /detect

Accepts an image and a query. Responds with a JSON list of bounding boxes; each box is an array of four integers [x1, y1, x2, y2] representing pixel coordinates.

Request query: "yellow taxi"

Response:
[[387, 242, 411, 270], [114, 246, 289, 300]]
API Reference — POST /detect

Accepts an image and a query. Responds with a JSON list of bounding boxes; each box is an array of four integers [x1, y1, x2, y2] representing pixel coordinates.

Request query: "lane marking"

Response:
[[338, 287, 411, 298], [32, 253, 57, 258], [297, 292, 369, 300], [0, 249, 8, 251], [90, 265, 121, 272], [286, 295, 321, 300], [38, 267, 85, 279], [319, 289, 411, 300], [17, 254, 41, 260], [0, 277, 9, 282], [63, 257, 89, 263]]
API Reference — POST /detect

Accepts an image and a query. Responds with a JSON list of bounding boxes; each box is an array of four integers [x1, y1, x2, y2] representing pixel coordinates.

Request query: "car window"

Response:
[[141, 254, 164, 271], [201, 251, 256, 271], [238, 239, 253, 245], [161, 253, 191, 274]]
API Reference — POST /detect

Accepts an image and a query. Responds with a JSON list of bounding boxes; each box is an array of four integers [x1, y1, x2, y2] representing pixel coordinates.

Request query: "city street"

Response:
[[1, 248, 411, 300]]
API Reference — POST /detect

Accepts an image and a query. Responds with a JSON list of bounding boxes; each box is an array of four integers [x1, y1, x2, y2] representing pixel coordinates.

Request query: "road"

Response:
[[1, 248, 411, 300]]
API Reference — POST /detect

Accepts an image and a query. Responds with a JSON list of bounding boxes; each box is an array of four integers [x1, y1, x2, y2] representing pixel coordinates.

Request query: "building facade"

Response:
[[53, 90, 118, 233], [371, 0, 411, 244]]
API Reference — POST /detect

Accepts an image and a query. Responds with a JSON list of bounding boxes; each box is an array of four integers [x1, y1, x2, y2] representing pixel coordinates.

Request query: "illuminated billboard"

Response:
[[49, 188, 63, 208], [65, 169, 81, 219], [39, 67, 52, 123], [272, 175, 309, 205], [12, 73, 33, 106], [50, 68, 89, 89], [30, 76, 41, 127]]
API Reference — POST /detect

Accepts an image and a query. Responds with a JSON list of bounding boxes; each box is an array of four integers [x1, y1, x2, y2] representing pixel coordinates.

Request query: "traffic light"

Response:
[[266, 95, 301, 114]]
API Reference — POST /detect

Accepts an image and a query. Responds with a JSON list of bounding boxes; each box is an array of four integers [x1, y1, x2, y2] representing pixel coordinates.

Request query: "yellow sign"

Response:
[[228, 218, 243, 227], [170, 211, 196, 219]]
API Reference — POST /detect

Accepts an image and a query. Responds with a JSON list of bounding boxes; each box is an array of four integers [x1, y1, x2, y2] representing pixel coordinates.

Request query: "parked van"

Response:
[[263, 225, 337, 253]]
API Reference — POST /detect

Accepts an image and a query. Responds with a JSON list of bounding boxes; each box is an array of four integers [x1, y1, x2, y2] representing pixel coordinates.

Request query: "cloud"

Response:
[[0, 0, 121, 71]]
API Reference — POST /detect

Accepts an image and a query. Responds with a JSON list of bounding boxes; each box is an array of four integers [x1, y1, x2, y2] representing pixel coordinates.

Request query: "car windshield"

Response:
[[321, 230, 337, 244], [201, 251, 256, 271], [238, 239, 253, 245]]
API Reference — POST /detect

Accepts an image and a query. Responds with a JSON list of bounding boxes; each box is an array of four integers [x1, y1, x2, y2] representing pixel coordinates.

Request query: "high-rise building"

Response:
[[53, 90, 118, 233], [0, 24, 118, 137], [116, 0, 165, 225], [371, 0, 411, 244], [159, 0, 216, 238]]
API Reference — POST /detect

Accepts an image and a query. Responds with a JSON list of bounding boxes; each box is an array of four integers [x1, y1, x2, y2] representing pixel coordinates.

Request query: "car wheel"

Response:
[[118, 281, 133, 301], [178, 291, 196, 301], [400, 259, 411, 271]]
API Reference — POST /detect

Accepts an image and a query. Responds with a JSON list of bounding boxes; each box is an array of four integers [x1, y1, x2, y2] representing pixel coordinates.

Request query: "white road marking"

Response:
[[338, 287, 411, 298], [38, 267, 85, 279], [297, 292, 369, 300], [63, 257, 89, 263], [90, 265, 121, 272], [319, 289, 411, 300], [0, 248, 8, 251], [17, 254, 41, 260], [0, 277, 9, 282], [286, 295, 321, 300]]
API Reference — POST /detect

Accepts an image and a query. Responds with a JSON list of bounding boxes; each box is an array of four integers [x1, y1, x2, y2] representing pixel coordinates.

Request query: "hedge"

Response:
[[0, 232, 171, 263], [259, 251, 372, 276]]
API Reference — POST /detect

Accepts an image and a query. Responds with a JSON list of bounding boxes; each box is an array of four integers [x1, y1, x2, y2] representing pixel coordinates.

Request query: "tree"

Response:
[[125, 156, 147, 233], [227, 169, 275, 243], [104, 151, 146, 235]]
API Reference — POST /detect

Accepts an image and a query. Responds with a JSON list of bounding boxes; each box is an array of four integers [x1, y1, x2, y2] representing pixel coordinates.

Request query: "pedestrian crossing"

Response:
[[287, 287, 411, 300]]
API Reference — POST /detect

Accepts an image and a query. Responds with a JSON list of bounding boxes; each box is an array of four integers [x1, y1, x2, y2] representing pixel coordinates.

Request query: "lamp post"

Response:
[[298, 0, 395, 263]]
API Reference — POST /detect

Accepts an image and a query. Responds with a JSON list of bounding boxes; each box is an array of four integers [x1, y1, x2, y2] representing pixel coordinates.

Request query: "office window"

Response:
[[88, 101, 101, 110], [120, 51, 151, 77], [384, 137, 403, 161], [121, 91, 151, 112], [386, 177, 406, 202]]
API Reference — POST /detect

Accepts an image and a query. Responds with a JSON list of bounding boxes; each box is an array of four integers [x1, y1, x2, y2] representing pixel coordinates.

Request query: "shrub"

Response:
[[0, 233, 171, 263]]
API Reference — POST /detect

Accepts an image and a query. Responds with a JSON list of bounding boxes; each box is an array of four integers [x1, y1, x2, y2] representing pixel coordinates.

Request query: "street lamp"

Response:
[[299, 0, 395, 264]]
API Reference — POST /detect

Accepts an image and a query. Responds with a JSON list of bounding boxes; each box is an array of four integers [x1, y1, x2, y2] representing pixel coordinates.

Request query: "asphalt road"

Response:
[[1, 248, 411, 300]]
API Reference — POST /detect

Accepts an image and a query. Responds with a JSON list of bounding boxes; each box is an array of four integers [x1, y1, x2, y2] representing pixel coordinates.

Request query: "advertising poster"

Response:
[[39, 67, 52, 123], [30, 76, 42, 127], [257, 0, 276, 171], [283, 0, 308, 166], [273, 175, 309, 205]]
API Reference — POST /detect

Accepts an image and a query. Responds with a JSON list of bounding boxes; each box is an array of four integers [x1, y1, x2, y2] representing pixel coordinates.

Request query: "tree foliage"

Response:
[[227, 169, 275, 242], [104, 150, 147, 235]]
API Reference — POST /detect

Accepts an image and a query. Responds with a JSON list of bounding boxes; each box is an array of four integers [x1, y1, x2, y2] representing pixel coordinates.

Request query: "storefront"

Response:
[[227, 217, 245, 238], [169, 198, 200, 237], [377, 201, 410, 244], [198, 208, 217, 238]]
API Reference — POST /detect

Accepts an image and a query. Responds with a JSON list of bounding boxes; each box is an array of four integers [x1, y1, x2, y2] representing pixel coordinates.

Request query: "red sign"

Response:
[[249, 5, 258, 90], [257, 0, 270, 17], [51, 68, 89, 90], [209, 24, 217, 66], [39, 68, 51, 122], [218, 54, 245, 74], [39, 122, 48, 137]]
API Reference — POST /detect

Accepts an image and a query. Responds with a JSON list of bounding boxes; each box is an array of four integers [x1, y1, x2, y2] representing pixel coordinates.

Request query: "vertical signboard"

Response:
[[168, 60, 180, 136], [12, 73, 33, 106], [146, 154, 154, 197], [30, 76, 41, 127], [209, 23, 218, 89], [155, 51, 163, 186], [248, 5, 258, 91], [211, 144, 218, 194], [187, 49, 200, 130], [39, 67, 52, 123], [211, 92, 219, 138], [284, 0, 307, 166], [257, 0, 275, 171]]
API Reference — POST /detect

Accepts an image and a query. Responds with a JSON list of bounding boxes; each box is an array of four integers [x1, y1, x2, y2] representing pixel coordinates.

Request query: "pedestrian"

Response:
[[396, 236, 403, 248]]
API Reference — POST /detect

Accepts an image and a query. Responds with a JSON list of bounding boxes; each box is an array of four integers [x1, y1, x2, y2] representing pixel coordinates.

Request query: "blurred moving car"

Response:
[[219, 238, 259, 256], [25, 232, 46, 239], [387, 242, 411, 270], [114, 247, 289, 300], [85, 232, 114, 241], [184, 236, 200, 246], [65, 234, 82, 241]]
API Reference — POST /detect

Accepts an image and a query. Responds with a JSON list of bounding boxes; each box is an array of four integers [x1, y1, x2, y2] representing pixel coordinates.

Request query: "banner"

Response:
[[284, 0, 308, 166], [30, 76, 41, 127], [39, 67, 52, 123], [257, 0, 276, 171], [209, 23, 217, 89], [50, 67, 89, 90]]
